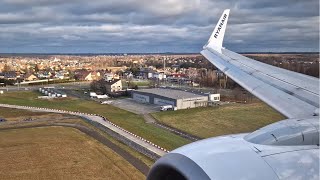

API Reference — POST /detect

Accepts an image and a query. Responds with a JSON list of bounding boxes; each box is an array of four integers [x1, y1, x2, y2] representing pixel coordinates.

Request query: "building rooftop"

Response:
[[105, 79, 121, 85], [134, 88, 206, 100]]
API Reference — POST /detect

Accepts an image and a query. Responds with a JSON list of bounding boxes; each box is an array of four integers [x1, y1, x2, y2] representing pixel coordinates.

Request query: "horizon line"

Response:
[[0, 51, 319, 56]]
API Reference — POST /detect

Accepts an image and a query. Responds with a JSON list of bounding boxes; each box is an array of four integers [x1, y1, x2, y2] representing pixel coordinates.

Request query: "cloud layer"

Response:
[[0, 0, 318, 53]]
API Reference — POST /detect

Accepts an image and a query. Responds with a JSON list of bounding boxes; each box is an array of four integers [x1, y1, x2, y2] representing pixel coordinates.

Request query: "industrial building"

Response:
[[132, 88, 209, 110]]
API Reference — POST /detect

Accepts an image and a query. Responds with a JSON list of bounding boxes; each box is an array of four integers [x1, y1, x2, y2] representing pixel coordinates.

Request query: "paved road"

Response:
[[0, 122, 150, 175], [110, 99, 200, 141], [0, 103, 167, 157], [111, 98, 161, 114], [143, 114, 156, 123]]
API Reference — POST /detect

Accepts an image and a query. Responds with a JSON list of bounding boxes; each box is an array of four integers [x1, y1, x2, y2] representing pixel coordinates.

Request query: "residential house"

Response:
[[104, 73, 114, 81], [24, 73, 38, 81], [105, 79, 122, 93], [171, 64, 180, 71], [75, 71, 92, 81], [123, 71, 133, 79], [4, 71, 18, 80], [138, 68, 156, 79], [38, 71, 52, 79], [54, 72, 65, 79], [113, 74, 120, 80], [167, 73, 187, 83], [153, 72, 166, 80], [91, 71, 101, 80], [74, 70, 100, 81], [103, 72, 120, 81]]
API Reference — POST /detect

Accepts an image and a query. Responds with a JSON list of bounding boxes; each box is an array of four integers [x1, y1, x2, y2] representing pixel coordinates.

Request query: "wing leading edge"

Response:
[[202, 9, 319, 119]]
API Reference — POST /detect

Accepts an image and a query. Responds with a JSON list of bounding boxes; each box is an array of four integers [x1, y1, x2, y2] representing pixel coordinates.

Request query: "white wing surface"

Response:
[[201, 10, 319, 119]]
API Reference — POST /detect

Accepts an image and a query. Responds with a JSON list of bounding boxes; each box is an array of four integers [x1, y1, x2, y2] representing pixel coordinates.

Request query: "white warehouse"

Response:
[[132, 88, 209, 110]]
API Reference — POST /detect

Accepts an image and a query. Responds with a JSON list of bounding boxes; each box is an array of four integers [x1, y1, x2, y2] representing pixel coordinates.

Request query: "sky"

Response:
[[0, 0, 319, 53]]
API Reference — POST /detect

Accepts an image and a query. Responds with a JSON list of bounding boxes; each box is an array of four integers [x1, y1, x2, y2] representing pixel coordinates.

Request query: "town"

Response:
[[0, 53, 318, 88]]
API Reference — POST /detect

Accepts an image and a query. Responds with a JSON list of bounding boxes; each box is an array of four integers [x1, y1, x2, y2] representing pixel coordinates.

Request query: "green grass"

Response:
[[0, 91, 191, 150], [152, 103, 285, 138], [132, 81, 151, 86], [0, 107, 51, 120], [122, 80, 151, 87]]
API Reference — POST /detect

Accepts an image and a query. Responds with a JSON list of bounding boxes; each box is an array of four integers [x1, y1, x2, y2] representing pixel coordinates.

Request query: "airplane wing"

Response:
[[148, 9, 319, 180], [201, 9, 319, 119]]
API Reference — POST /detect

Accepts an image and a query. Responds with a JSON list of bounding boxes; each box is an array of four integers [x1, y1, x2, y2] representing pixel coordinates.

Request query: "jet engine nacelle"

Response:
[[147, 118, 319, 180]]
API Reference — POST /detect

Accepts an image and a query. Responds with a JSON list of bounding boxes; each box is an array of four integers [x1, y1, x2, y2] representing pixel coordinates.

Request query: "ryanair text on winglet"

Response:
[[214, 14, 227, 38]]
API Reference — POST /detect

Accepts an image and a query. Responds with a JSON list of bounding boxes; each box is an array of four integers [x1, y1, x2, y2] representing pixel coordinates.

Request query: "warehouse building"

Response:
[[132, 88, 208, 110]]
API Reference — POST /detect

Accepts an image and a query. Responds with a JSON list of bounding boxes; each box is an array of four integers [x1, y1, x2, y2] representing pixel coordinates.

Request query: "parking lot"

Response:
[[110, 98, 161, 114]]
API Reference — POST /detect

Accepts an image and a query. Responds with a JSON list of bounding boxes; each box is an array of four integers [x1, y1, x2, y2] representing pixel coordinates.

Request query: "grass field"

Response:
[[0, 91, 191, 150], [122, 80, 151, 87], [152, 103, 285, 138], [0, 107, 63, 121], [0, 109, 155, 167], [132, 81, 151, 87], [0, 107, 47, 117], [0, 127, 144, 180]]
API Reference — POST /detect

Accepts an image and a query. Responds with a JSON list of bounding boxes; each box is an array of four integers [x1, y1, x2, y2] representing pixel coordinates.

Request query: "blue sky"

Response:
[[0, 0, 319, 53]]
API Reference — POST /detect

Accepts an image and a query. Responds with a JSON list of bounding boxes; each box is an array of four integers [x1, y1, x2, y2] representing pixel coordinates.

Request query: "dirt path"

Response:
[[0, 123, 150, 176], [143, 114, 156, 123]]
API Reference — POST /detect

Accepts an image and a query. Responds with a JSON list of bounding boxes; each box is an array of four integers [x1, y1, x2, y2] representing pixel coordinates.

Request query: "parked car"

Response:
[[101, 100, 113, 105], [160, 105, 174, 111]]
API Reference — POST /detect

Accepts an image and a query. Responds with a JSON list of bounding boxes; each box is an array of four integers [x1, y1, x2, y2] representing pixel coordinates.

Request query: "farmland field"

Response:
[[0, 126, 144, 180], [0, 109, 154, 167]]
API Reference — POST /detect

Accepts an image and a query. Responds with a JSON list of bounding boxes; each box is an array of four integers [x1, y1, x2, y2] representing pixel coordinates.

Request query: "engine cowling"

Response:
[[147, 134, 279, 180], [147, 153, 210, 180], [147, 118, 319, 180]]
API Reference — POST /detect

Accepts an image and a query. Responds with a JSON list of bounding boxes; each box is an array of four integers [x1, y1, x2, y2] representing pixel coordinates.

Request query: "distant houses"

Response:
[[103, 72, 120, 81], [136, 68, 167, 80], [0, 68, 110, 85], [0, 63, 194, 88]]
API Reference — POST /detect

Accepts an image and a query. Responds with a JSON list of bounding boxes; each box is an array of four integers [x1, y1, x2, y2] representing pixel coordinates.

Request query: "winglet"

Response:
[[204, 9, 230, 53]]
